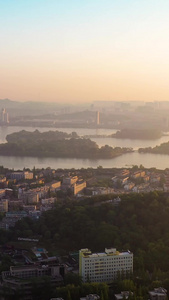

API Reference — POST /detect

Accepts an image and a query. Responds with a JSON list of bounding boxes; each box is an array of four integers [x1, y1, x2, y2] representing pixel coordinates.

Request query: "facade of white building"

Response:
[[79, 248, 133, 283]]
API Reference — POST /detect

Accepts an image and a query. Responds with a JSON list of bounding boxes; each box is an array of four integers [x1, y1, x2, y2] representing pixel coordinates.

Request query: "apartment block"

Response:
[[74, 181, 86, 195], [2, 265, 64, 299], [24, 171, 33, 180], [131, 171, 145, 179], [79, 248, 133, 283], [149, 288, 167, 300], [62, 176, 78, 186], [0, 199, 8, 212], [41, 197, 56, 205], [9, 171, 33, 181], [0, 189, 6, 198], [49, 181, 61, 191]]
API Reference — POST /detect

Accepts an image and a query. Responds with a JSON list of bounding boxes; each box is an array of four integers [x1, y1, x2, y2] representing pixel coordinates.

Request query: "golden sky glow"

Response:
[[1, 0, 169, 103]]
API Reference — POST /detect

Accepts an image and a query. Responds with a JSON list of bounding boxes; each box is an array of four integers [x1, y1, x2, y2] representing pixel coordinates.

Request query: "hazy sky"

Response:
[[1, 0, 169, 103]]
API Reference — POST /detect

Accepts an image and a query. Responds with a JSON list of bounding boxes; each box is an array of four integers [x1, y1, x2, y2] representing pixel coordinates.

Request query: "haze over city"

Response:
[[1, 0, 169, 103], [2, 2, 169, 299]]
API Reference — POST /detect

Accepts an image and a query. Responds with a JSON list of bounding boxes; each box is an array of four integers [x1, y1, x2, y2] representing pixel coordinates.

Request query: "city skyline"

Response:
[[1, 0, 169, 103]]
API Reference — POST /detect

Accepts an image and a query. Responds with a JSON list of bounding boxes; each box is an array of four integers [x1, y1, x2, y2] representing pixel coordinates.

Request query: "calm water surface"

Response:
[[0, 126, 117, 143], [0, 152, 169, 170], [0, 126, 169, 169], [1, 126, 169, 150]]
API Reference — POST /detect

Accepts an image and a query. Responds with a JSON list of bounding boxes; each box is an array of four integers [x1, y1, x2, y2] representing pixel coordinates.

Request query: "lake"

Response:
[[0, 126, 169, 170]]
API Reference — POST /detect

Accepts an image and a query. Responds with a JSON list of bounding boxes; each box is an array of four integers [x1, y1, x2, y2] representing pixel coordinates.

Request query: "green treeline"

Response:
[[2, 192, 169, 299], [8, 191, 169, 272], [139, 141, 169, 154], [112, 129, 162, 140], [0, 130, 132, 158], [6, 129, 73, 143]]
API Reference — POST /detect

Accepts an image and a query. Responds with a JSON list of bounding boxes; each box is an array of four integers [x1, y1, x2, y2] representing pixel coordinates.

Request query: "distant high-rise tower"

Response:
[[1, 108, 5, 122], [1, 108, 9, 124], [96, 111, 100, 125]]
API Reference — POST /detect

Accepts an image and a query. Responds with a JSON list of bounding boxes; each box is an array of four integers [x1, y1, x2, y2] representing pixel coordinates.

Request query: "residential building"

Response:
[[41, 197, 56, 205], [79, 248, 133, 283], [0, 199, 8, 212], [163, 175, 169, 191], [10, 172, 25, 181], [133, 183, 150, 193], [49, 181, 61, 191], [131, 171, 145, 179], [150, 174, 161, 183], [115, 291, 133, 300], [2, 264, 64, 300], [6, 211, 28, 219], [80, 295, 100, 300], [74, 181, 86, 195], [62, 176, 78, 186], [0, 176, 7, 183], [8, 199, 23, 211], [124, 182, 135, 191], [22, 191, 39, 204], [91, 187, 114, 196], [24, 171, 33, 180], [22, 205, 37, 212], [9, 171, 33, 181], [19, 186, 49, 202], [0, 189, 6, 198], [0, 177, 8, 188], [120, 177, 129, 185], [0, 211, 28, 229], [143, 175, 150, 183], [149, 288, 167, 300], [119, 169, 130, 177]]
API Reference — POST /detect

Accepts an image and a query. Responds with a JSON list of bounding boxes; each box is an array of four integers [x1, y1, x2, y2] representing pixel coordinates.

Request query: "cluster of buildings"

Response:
[[83, 167, 165, 196], [0, 245, 133, 299], [111, 169, 163, 193], [0, 246, 66, 299], [0, 165, 167, 299], [114, 288, 167, 300], [0, 242, 167, 300], [0, 166, 167, 230], [0, 171, 87, 229], [0, 166, 167, 225], [62, 175, 86, 196]]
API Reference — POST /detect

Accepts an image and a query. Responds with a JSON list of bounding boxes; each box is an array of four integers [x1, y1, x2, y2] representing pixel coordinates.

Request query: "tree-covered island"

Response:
[[0, 130, 133, 159], [139, 140, 169, 154], [111, 129, 162, 139]]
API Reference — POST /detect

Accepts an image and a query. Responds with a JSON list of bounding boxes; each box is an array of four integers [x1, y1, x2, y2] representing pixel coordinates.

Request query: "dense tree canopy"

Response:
[[8, 191, 169, 273], [139, 140, 169, 154], [2, 192, 169, 299], [0, 130, 132, 158]]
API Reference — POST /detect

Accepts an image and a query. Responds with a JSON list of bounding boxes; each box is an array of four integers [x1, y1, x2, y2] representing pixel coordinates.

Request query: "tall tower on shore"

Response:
[[1, 108, 9, 124], [96, 111, 100, 125]]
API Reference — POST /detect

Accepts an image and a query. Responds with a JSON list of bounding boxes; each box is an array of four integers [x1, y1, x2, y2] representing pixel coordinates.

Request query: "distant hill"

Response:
[[111, 128, 162, 140], [0, 99, 70, 117]]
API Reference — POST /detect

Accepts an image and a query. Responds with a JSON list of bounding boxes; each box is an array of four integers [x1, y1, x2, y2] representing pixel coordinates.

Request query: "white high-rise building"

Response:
[[1, 108, 9, 124], [79, 248, 133, 283]]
